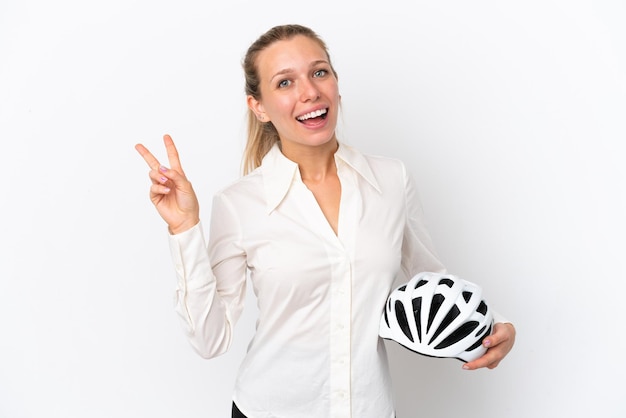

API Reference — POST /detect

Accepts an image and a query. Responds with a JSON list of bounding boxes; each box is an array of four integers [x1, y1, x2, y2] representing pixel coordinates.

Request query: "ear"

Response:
[[247, 95, 269, 122]]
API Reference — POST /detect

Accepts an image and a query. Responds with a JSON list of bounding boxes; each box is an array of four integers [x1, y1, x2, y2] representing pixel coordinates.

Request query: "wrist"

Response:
[[168, 218, 199, 235]]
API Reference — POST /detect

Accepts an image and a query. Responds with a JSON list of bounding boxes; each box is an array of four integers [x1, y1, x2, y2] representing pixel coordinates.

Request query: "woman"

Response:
[[136, 24, 515, 418]]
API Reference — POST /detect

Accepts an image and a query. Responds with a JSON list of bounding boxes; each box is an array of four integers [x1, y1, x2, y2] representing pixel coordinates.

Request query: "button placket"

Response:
[[329, 253, 352, 418]]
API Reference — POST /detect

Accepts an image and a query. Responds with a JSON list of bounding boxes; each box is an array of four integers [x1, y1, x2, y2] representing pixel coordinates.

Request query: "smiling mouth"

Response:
[[296, 108, 328, 122]]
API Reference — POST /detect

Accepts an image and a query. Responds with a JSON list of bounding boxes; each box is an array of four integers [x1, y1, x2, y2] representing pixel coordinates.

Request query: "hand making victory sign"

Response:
[[135, 134, 200, 235]]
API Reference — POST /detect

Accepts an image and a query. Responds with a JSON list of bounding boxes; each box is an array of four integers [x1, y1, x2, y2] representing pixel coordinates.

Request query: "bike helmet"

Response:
[[379, 271, 493, 362]]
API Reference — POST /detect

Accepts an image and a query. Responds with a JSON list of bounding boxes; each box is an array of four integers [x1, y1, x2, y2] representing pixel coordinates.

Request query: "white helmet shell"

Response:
[[380, 272, 493, 362]]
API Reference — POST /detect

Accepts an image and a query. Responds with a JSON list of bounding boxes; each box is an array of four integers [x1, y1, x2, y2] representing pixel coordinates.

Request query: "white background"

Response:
[[1, 0, 625, 417]]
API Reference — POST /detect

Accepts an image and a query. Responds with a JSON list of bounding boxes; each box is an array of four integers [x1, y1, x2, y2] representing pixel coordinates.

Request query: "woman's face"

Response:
[[249, 35, 340, 152]]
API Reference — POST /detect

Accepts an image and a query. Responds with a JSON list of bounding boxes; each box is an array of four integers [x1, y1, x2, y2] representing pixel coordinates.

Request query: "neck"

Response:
[[281, 139, 339, 182]]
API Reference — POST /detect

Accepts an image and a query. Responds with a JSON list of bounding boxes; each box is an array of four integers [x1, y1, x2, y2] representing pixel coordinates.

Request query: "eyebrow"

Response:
[[269, 59, 329, 83]]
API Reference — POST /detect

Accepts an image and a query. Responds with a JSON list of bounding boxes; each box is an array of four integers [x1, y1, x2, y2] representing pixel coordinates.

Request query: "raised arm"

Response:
[[136, 135, 247, 358]]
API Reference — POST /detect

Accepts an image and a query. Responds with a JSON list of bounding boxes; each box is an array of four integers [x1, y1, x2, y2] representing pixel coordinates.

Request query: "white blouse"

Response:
[[167, 143, 495, 417]]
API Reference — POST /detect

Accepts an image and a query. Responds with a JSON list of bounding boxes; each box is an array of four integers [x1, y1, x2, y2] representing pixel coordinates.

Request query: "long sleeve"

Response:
[[168, 192, 247, 359]]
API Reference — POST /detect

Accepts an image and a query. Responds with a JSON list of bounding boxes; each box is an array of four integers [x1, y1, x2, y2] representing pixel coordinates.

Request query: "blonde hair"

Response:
[[241, 24, 338, 175]]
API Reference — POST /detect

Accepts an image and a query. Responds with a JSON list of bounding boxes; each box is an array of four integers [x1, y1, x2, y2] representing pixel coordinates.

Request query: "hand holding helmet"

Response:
[[380, 272, 493, 363]]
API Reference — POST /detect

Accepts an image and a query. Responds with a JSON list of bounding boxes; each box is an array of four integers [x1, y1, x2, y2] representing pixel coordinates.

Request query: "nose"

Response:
[[299, 78, 321, 102]]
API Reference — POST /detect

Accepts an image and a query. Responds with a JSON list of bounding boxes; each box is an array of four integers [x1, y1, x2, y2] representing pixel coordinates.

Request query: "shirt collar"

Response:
[[261, 142, 382, 214]]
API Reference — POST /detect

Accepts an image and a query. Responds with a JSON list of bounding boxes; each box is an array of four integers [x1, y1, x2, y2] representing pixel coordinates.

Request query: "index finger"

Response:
[[135, 143, 161, 170]]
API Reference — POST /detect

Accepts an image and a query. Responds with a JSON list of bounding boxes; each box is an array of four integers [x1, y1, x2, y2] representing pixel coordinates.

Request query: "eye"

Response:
[[278, 79, 291, 88], [313, 69, 328, 78]]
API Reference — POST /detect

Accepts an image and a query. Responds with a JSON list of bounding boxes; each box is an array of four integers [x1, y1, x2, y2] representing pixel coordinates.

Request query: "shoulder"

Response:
[[353, 146, 409, 185], [343, 143, 406, 172], [365, 153, 407, 175], [339, 143, 411, 199]]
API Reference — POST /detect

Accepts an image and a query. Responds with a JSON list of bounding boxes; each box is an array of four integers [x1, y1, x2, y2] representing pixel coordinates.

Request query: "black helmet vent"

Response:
[[412, 297, 423, 342], [427, 293, 445, 332], [434, 321, 479, 349], [439, 278, 454, 288], [395, 300, 413, 342], [429, 305, 460, 345], [477, 300, 488, 315]]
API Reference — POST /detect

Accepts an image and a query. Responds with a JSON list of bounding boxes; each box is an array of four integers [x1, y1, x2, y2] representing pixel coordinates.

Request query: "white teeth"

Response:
[[297, 108, 327, 121]]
